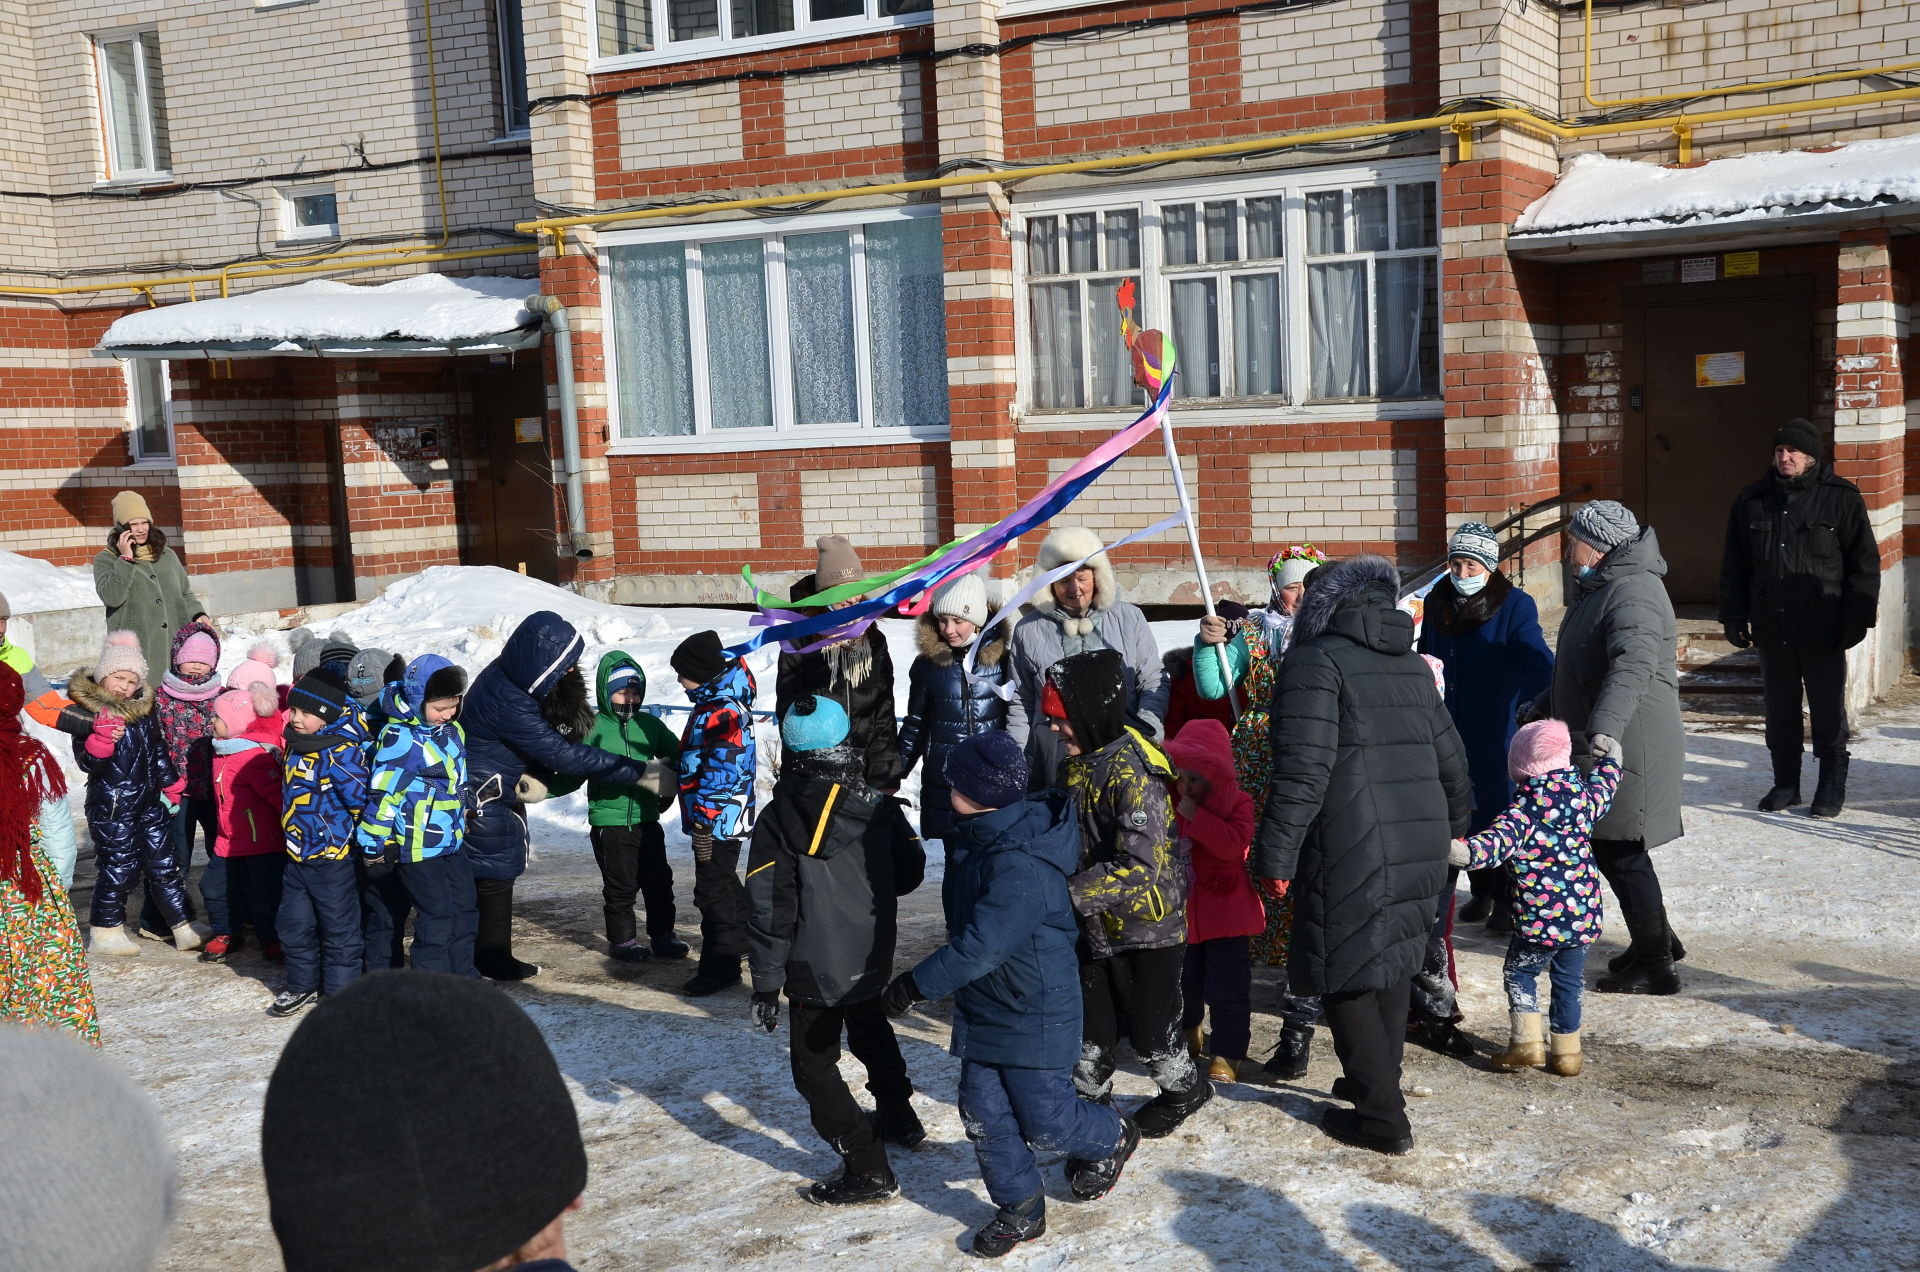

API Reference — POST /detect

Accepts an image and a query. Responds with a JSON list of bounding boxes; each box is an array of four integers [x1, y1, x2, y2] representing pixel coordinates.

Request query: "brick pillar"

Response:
[[1832, 229, 1908, 702]]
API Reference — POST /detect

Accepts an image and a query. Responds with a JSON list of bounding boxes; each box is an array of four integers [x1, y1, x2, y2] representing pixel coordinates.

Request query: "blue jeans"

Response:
[[957, 1060, 1124, 1207], [1503, 939, 1587, 1035], [279, 859, 363, 995]]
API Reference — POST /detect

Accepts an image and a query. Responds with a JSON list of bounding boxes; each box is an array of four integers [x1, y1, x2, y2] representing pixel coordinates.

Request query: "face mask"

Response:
[[611, 701, 643, 722], [1576, 565, 1596, 580], [1451, 571, 1489, 597]]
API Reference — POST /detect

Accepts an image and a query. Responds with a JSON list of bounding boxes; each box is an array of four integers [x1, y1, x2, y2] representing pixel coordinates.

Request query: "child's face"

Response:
[[937, 615, 978, 648], [950, 787, 993, 815], [423, 697, 461, 725], [177, 660, 213, 679], [287, 707, 323, 735], [677, 675, 700, 693], [611, 686, 642, 706], [212, 716, 231, 739], [1177, 770, 1211, 805], [1046, 714, 1082, 757], [101, 669, 142, 699]]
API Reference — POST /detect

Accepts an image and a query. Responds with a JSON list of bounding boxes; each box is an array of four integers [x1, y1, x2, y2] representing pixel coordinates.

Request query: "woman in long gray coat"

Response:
[[1530, 501, 1686, 996], [93, 491, 206, 688]]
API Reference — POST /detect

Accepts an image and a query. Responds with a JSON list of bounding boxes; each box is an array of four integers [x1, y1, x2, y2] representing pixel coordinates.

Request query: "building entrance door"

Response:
[[465, 362, 558, 585], [1623, 275, 1814, 604]]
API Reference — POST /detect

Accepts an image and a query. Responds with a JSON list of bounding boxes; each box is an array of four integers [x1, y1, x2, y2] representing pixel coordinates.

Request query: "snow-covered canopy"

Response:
[[97, 274, 542, 359], [0, 550, 97, 615], [1513, 132, 1920, 241]]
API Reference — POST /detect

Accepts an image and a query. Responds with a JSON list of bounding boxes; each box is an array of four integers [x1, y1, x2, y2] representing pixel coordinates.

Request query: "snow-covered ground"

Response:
[[61, 569, 1920, 1271], [0, 549, 98, 617]]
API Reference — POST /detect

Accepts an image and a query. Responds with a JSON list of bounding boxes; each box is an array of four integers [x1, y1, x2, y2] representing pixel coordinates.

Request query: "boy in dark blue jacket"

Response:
[[885, 730, 1137, 1259]]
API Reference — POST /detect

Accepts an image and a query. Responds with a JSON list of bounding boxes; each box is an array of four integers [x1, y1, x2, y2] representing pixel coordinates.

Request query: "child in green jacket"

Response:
[[553, 651, 683, 961]]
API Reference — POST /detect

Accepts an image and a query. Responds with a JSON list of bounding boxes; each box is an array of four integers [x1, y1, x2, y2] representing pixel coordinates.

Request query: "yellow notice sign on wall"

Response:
[[1696, 351, 1746, 387], [1724, 251, 1760, 277]]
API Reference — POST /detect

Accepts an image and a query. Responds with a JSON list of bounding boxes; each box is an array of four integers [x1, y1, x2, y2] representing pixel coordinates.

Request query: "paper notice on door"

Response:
[[1695, 351, 1746, 387], [514, 416, 544, 443]]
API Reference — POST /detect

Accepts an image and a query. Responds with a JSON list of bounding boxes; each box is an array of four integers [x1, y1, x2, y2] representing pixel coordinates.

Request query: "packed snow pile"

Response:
[[1514, 132, 1920, 236], [98, 274, 540, 349], [0, 549, 99, 614]]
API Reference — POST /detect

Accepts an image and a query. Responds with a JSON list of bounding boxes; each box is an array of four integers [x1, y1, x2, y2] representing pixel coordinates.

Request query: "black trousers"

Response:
[[1323, 978, 1413, 1140], [692, 837, 748, 965], [590, 823, 676, 946], [1180, 937, 1252, 1061], [1592, 838, 1665, 917], [788, 995, 911, 1176], [473, 875, 519, 968], [1076, 944, 1196, 1101], [1758, 643, 1849, 771]]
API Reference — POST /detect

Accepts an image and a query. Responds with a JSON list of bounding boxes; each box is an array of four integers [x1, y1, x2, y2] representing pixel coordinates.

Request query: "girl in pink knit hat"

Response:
[[1449, 719, 1624, 1078]]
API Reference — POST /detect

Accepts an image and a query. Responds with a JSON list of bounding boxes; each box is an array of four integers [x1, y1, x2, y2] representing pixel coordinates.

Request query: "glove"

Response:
[[1197, 613, 1230, 646], [1258, 877, 1290, 902], [160, 793, 179, 817], [1722, 621, 1752, 650], [84, 711, 121, 758], [515, 772, 550, 804], [751, 990, 781, 1033], [691, 826, 715, 864], [884, 971, 923, 1019], [363, 842, 400, 881], [1590, 733, 1623, 762], [1839, 624, 1869, 650], [636, 760, 678, 803], [1447, 839, 1472, 869], [1515, 697, 1546, 729]]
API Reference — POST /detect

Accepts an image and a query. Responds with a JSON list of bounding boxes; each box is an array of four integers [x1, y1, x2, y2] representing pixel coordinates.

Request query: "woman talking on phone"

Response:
[[93, 491, 207, 687]]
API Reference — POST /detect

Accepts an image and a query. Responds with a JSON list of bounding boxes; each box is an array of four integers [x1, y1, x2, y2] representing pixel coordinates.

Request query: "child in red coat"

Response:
[[201, 686, 288, 963], [1167, 719, 1262, 1082]]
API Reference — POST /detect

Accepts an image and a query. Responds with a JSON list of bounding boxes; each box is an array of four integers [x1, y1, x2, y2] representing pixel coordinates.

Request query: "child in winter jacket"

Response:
[[886, 730, 1135, 1258], [551, 651, 683, 963], [671, 631, 757, 997], [70, 631, 209, 956], [273, 668, 371, 1017], [1166, 719, 1262, 1084], [201, 685, 287, 964], [898, 572, 1008, 841], [745, 694, 925, 1208], [354, 655, 473, 977], [1450, 719, 1622, 1077], [1043, 648, 1210, 1139], [143, 620, 224, 937]]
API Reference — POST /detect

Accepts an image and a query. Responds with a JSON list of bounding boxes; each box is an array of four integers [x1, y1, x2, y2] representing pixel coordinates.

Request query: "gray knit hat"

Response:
[[0, 1025, 177, 1272], [1569, 500, 1639, 553], [1447, 521, 1500, 573], [815, 535, 863, 589]]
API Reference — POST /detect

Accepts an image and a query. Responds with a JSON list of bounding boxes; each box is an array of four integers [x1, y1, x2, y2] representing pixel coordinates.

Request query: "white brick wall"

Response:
[[1244, 1, 1414, 103], [1248, 449, 1418, 541], [800, 465, 939, 546], [619, 82, 742, 169], [784, 65, 923, 156], [1042, 455, 1180, 543], [1032, 31, 1188, 128], [633, 470, 761, 550]]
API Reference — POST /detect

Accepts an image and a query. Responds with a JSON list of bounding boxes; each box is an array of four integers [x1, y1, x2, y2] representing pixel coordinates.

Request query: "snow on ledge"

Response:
[[1513, 133, 1920, 237], [99, 274, 540, 349]]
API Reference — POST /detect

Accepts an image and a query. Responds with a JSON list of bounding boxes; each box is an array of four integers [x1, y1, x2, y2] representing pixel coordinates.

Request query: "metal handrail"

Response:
[[1399, 486, 1594, 598]]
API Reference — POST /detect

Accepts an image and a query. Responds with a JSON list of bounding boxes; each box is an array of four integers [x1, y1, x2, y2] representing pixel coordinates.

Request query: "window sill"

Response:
[[254, 0, 318, 10], [124, 456, 177, 471], [1018, 399, 1443, 430], [93, 174, 177, 192], [590, 11, 932, 74], [998, 0, 1115, 18], [275, 233, 339, 247], [608, 424, 949, 455]]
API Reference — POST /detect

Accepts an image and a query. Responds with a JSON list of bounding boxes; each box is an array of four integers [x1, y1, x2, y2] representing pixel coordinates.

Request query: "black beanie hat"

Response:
[[1047, 648, 1129, 753], [671, 630, 728, 687], [286, 666, 351, 724], [261, 972, 587, 1272], [1774, 418, 1822, 462], [945, 730, 1029, 810]]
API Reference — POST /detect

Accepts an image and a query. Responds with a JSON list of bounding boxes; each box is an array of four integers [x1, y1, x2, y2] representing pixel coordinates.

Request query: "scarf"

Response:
[[823, 634, 874, 689], [0, 665, 67, 906], [133, 543, 157, 563], [161, 667, 223, 702]]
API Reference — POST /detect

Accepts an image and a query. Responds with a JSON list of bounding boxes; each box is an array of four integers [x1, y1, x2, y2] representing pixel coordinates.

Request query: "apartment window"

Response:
[[127, 360, 174, 463], [604, 209, 948, 441], [95, 31, 171, 180], [280, 186, 339, 241], [593, 0, 929, 63], [1019, 167, 1440, 411], [497, 0, 529, 136]]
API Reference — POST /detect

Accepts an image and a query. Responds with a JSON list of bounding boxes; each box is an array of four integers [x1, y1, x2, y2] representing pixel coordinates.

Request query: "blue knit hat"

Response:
[[781, 694, 849, 753], [1447, 521, 1500, 573], [944, 730, 1029, 811]]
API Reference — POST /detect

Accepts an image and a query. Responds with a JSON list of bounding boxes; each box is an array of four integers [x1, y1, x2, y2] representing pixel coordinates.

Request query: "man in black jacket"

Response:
[[1719, 419, 1879, 818]]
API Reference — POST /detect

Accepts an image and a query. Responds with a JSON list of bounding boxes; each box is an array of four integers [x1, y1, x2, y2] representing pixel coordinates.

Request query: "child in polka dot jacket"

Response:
[[1449, 718, 1622, 1079]]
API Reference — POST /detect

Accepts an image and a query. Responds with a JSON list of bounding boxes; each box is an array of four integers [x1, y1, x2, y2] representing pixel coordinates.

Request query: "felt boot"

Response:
[[1809, 751, 1849, 819], [1548, 1030, 1583, 1077], [1490, 1011, 1545, 1071], [1757, 753, 1802, 813], [1183, 1025, 1206, 1059], [170, 921, 211, 953], [88, 925, 141, 958]]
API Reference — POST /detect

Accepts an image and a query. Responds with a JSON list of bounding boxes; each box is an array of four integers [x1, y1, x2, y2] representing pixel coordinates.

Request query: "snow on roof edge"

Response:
[[99, 274, 541, 350]]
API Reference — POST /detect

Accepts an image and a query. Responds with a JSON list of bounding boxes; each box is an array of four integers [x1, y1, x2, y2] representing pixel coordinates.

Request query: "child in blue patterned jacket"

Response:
[[1450, 718, 1622, 1078]]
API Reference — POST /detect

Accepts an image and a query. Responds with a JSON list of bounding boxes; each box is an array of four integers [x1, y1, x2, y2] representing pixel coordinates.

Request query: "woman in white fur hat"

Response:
[[898, 571, 1008, 839]]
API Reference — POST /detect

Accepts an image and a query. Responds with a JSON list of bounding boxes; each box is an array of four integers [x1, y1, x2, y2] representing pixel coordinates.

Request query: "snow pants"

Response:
[[1075, 944, 1197, 1103], [1503, 939, 1587, 1035], [958, 1060, 1124, 1207], [205, 853, 283, 943], [691, 837, 748, 967], [1758, 643, 1848, 772], [590, 822, 675, 947], [279, 858, 362, 996], [87, 793, 189, 930], [1180, 936, 1252, 1061], [359, 867, 411, 973], [1323, 978, 1412, 1141], [141, 795, 214, 932], [397, 852, 478, 977], [788, 995, 911, 1177]]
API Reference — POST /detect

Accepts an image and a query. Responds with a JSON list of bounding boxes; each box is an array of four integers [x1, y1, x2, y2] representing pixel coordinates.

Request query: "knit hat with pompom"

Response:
[[212, 689, 265, 739], [227, 641, 282, 697], [94, 631, 147, 683], [1509, 719, 1573, 782]]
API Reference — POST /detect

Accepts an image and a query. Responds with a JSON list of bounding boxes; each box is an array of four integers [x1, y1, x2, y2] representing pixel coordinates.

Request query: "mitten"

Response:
[[1722, 621, 1752, 650], [1590, 733, 1623, 762], [1839, 624, 1869, 650], [363, 839, 400, 881], [691, 825, 714, 864], [84, 711, 120, 758], [636, 760, 678, 802], [883, 971, 923, 1019], [1447, 839, 1472, 869], [515, 772, 549, 804], [751, 990, 781, 1033]]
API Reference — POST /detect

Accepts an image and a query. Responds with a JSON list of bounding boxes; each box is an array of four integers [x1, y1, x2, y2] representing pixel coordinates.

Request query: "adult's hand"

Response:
[[751, 990, 781, 1033], [115, 529, 135, 560], [1722, 621, 1752, 650], [1839, 625, 1869, 650], [884, 971, 923, 1019], [1590, 733, 1624, 762], [1515, 696, 1547, 729], [1197, 613, 1230, 646]]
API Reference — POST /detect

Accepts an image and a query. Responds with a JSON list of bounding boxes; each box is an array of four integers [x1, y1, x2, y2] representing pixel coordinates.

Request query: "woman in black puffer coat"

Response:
[[898, 573, 1007, 840], [776, 556, 902, 793], [1254, 556, 1470, 1155]]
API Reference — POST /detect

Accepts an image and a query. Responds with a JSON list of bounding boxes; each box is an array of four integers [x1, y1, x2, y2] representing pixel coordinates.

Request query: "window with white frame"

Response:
[[94, 31, 171, 181], [497, 0, 529, 136], [127, 360, 174, 463], [604, 209, 948, 441], [280, 186, 339, 240], [592, 0, 929, 65], [1019, 167, 1439, 411]]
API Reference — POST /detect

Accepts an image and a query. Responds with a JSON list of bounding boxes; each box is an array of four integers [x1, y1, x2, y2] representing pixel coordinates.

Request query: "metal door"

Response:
[[466, 363, 558, 584]]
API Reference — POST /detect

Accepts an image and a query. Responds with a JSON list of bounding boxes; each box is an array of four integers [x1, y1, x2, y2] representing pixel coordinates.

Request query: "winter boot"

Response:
[[1264, 1022, 1314, 1080], [1320, 1107, 1413, 1155], [267, 989, 318, 1018], [1133, 1076, 1214, 1139], [806, 1164, 899, 1206], [971, 1192, 1046, 1258], [1757, 755, 1802, 813], [1183, 1025, 1206, 1059], [869, 1099, 928, 1150], [477, 953, 541, 981], [1548, 1030, 1583, 1077], [1457, 894, 1492, 925], [1207, 1055, 1239, 1084], [608, 939, 652, 963], [1607, 927, 1686, 975], [1485, 906, 1513, 935], [1809, 751, 1849, 819], [1596, 909, 1681, 996], [651, 932, 691, 959], [171, 921, 211, 953], [1409, 1016, 1476, 1059], [1066, 1116, 1140, 1201], [198, 932, 238, 964], [1490, 1011, 1546, 1071], [88, 924, 141, 958], [682, 957, 742, 997]]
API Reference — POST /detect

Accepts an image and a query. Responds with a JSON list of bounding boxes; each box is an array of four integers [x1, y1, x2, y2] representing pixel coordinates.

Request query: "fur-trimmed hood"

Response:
[[1028, 526, 1119, 632], [1291, 555, 1411, 654], [68, 668, 157, 721], [913, 611, 1006, 669]]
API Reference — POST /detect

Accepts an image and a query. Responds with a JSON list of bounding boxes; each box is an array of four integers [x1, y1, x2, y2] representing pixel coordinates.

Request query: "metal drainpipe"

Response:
[[534, 295, 593, 558]]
